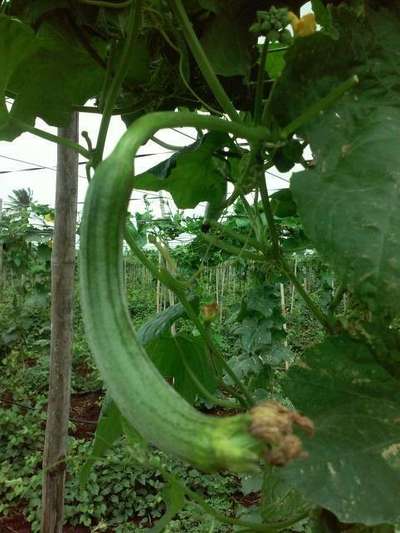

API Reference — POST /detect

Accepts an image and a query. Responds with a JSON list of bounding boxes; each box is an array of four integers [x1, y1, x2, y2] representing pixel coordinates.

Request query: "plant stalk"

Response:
[[256, 157, 335, 333], [9, 118, 90, 158], [93, 0, 143, 167], [169, 0, 240, 121], [254, 39, 269, 125]]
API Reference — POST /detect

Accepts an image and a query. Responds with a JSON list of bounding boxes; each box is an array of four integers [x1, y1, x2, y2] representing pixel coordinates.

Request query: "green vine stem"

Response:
[[254, 39, 269, 125], [168, 0, 240, 122], [256, 161, 335, 333], [281, 75, 359, 138], [208, 221, 265, 252], [202, 233, 265, 262], [92, 0, 143, 167], [150, 135, 187, 151], [9, 118, 90, 158]]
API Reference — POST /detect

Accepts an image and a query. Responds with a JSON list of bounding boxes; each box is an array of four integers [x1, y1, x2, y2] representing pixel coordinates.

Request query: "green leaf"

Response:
[[146, 334, 219, 403], [240, 472, 263, 496], [5, 17, 104, 136], [0, 15, 36, 127], [241, 285, 276, 320], [134, 132, 228, 209], [235, 317, 272, 353], [311, 0, 339, 39], [150, 479, 185, 533], [281, 336, 400, 525], [79, 395, 123, 488], [270, 189, 297, 218], [137, 296, 199, 346], [80, 298, 200, 482], [292, 105, 400, 315], [115, 39, 150, 84], [201, 11, 252, 76], [198, 0, 221, 13], [261, 467, 311, 524], [271, 6, 400, 314]]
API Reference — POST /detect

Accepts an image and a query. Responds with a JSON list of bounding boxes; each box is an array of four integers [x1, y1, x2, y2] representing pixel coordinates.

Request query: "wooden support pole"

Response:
[[41, 114, 79, 533]]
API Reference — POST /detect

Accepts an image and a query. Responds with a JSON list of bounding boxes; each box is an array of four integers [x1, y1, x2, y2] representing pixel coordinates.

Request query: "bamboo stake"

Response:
[[41, 114, 79, 533]]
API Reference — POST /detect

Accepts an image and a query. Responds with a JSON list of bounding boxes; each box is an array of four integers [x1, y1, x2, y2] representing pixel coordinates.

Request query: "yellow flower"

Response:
[[288, 11, 316, 37]]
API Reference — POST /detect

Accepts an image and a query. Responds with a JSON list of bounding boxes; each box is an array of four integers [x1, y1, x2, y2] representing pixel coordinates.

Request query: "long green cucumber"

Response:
[[80, 111, 308, 472]]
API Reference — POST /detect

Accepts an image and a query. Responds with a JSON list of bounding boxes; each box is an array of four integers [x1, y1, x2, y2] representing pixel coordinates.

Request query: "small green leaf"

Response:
[[146, 334, 219, 403], [270, 189, 297, 218], [137, 296, 199, 346], [79, 395, 123, 488], [235, 317, 272, 353], [261, 467, 311, 523], [134, 132, 228, 209], [150, 478, 185, 533]]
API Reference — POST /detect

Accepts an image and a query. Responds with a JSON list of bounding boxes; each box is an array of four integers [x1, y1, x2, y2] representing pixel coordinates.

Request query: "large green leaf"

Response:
[[200, 10, 252, 77], [0, 15, 36, 127], [292, 105, 400, 315], [5, 17, 104, 137], [134, 132, 228, 209], [271, 5, 400, 315], [281, 336, 400, 525]]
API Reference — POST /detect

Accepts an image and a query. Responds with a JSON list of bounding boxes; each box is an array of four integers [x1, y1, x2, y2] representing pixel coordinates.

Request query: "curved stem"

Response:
[[93, 0, 143, 167], [178, 47, 222, 115], [151, 135, 190, 152], [9, 118, 90, 159], [169, 0, 240, 121]]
